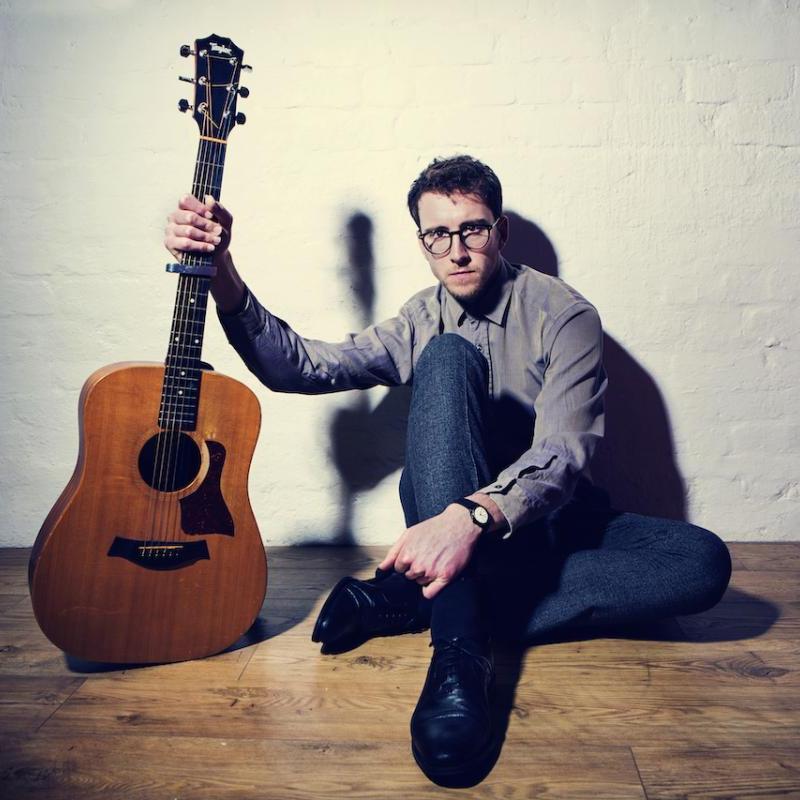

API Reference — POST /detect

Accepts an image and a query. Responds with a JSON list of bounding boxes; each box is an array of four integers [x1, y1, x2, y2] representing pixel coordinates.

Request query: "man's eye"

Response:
[[430, 230, 449, 239], [462, 224, 483, 233]]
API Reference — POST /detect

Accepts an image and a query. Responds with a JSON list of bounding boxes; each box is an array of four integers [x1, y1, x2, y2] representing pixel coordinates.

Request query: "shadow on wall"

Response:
[[504, 210, 687, 521], [327, 213, 412, 545], [320, 208, 687, 547]]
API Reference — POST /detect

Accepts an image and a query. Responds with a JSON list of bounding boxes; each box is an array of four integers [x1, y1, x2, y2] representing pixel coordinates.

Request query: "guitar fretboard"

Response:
[[158, 138, 227, 430]]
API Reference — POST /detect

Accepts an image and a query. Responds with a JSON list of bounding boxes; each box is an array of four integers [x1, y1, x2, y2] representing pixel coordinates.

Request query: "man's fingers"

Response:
[[422, 576, 449, 600], [168, 209, 222, 234], [204, 194, 233, 227], [169, 223, 221, 244], [378, 538, 403, 571], [377, 556, 393, 571], [166, 199, 227, 258], [178, 193, 213, 218], [164, 233, 215, 254], [394, 558, 413, 575], [377, 549, 395, 571]]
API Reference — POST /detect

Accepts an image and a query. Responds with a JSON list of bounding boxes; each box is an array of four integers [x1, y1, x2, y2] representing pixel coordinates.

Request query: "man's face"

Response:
[[416, 191, 507, 305]]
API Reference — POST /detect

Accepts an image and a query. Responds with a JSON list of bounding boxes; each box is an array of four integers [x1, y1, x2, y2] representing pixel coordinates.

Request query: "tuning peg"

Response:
[[237, 86, 250, 98], [235, 112, 246, 125], [178, 98, 193, 113], [178, 75, 195, 84], [179, 44, 194, 57], [242, 63, 253, 72]]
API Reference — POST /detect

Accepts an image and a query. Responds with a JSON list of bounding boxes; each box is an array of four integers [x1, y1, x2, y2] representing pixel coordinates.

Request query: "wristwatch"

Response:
[[451, 497, 492, 533]]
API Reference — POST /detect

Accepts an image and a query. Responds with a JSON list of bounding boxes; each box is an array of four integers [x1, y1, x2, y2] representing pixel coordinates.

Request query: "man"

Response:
[[164, 155, 732, 787]]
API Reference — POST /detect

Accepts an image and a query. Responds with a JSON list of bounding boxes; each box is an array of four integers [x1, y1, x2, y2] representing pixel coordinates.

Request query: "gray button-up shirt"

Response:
[[217, 257, 607, 535]]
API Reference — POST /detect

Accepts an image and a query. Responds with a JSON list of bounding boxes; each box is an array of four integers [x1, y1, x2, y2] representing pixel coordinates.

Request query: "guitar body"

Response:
[[29, 362, 267, 664]]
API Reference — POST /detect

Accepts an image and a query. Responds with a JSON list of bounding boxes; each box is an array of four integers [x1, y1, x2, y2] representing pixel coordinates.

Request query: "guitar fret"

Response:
[[160, 391, 198, 403], [163, 377, 200, 386], [162, 383, 198, 389], [156, 119, 229, 430]]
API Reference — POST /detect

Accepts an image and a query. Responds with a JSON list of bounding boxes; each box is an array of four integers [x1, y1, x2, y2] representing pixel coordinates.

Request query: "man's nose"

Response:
[[449, 236, 471, 265]]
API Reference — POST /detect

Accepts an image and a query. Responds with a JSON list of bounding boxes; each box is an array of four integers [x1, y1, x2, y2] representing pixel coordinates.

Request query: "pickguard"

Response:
[[180, 440, 235, 535]]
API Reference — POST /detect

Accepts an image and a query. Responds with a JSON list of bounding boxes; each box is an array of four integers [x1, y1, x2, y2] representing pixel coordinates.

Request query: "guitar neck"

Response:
[[158, 137, 228, 431], [156, 33, 247, 432]]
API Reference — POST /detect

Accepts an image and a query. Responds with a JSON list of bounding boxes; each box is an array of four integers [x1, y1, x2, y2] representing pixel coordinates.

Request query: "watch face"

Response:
[[474, 507, 490, 525]]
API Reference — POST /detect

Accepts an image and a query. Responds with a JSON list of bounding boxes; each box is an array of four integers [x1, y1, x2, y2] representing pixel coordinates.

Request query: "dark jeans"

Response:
[[398, 334, 732, 644]]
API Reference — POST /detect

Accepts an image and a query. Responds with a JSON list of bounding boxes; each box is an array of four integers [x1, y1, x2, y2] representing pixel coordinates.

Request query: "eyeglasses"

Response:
[[417, 218, 501, 256]]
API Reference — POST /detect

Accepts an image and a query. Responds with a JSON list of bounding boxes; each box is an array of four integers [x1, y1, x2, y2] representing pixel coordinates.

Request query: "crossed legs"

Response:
[[316, 332, 732, 786], [398, 333, 732, 643]]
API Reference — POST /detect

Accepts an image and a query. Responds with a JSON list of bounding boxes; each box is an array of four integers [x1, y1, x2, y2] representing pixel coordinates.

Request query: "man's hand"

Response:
[[164, 193, 233, 266], [378, 505, 482, 600], [164, 193, 245, 313]]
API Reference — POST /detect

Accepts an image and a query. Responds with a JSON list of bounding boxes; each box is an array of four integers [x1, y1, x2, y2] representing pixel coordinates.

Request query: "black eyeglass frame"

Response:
[[417, 217, 502, 256]]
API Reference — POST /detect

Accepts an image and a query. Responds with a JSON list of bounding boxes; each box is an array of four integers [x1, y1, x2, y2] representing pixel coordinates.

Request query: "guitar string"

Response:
[[158, 157, 212, 548], [162, 57, 237, 554], [156, 57, 237, 555], [152, 175, 202, 550], [156, 56, 220, 552], [148, 54, 215, 556], [162, 59, 234, 549]]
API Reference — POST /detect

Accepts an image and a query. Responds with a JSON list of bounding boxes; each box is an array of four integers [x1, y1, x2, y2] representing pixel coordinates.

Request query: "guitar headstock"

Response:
[[178, 34, 250, 141]]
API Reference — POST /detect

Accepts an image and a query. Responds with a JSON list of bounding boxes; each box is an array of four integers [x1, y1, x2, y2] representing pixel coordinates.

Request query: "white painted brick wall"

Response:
[[1, 0, 798, 546]]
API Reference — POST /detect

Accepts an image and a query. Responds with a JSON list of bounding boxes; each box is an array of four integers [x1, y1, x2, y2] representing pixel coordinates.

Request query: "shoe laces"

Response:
[[375, 590, 416, 623], [429, 637, 490, 688]]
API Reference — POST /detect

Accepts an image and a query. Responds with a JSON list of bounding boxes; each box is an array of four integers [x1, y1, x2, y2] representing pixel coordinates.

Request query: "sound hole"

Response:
[[138, 432, 201, 492]]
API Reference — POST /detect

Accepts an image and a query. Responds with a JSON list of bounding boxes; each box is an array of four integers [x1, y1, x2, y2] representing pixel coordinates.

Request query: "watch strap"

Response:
[[451, 497, 492, 532]]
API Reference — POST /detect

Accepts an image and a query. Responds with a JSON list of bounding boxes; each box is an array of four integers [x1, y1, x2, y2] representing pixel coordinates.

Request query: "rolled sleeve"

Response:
[[480, 303, 607, 534]]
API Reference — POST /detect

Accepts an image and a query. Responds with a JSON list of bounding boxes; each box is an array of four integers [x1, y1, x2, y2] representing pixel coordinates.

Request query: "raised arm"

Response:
[[164, 193, 417, 394]]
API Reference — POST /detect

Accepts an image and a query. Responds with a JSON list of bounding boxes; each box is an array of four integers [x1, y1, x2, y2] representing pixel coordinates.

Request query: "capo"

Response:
[[165, 262, 217, 278]]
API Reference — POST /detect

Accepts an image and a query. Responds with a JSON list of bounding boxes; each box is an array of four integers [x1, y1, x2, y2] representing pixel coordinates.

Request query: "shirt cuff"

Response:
[[479, 478, 543, 538], [215, 286, 264, 343]]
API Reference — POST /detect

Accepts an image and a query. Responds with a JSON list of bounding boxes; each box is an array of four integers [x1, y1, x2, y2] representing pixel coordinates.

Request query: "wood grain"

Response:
[[632, 745, 800, 800], [28, 363, 267, 664], [1, 735, 648, 799], [2, 543, 799, 799]]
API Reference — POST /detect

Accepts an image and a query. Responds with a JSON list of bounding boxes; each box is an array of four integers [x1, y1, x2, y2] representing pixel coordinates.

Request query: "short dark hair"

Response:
[[407, 155, 503, 228]]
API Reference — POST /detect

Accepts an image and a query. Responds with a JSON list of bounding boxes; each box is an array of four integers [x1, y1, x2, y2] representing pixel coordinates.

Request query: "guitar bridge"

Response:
[[107, 537, 210, 570]]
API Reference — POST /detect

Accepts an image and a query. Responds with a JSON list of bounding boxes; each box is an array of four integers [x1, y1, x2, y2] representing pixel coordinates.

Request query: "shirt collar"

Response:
[[444, 255, 515, 327]]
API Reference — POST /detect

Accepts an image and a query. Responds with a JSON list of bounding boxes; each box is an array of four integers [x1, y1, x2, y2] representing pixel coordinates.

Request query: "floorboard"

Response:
[[2, 543, 799, 798]]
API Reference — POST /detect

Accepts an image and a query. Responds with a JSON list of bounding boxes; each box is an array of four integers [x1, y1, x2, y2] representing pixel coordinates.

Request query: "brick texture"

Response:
[[1, 0, 798, 545]]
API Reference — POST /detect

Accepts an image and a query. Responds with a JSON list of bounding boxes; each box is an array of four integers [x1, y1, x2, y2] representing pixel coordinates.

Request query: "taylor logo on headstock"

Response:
[[176, 34, 250, 146]]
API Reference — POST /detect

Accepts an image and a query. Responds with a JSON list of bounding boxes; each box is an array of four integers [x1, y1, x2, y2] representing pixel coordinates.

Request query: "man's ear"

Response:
[[498, 215, 510, 249]]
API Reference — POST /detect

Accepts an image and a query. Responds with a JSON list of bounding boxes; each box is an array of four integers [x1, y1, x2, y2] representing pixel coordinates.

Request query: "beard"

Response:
[[446, 282, 483, 305], [444, 269, 491, 307]]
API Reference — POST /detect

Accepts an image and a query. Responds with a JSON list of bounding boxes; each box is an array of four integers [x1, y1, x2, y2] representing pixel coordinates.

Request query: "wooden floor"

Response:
[[1, 544, 799, 799]]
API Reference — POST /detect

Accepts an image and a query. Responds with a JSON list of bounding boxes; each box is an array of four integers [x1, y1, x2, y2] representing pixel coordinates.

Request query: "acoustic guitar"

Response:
[[29, 35, 267, 664]]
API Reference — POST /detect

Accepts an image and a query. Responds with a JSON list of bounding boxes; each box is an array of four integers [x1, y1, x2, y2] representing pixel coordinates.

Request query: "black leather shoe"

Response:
[[410, 637, 497, 787], [311, 569, 429, 654]]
